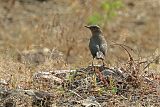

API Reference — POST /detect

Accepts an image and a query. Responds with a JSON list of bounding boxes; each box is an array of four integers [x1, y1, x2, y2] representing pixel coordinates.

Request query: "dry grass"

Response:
[[0, 0, 159, 107]]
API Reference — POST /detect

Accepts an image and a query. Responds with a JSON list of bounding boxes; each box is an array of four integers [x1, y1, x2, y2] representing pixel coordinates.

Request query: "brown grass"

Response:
[[0, 0, 159, 107]]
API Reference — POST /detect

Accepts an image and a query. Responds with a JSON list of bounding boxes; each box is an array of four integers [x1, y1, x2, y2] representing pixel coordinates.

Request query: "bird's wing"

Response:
[[89, 39, 98, 58]]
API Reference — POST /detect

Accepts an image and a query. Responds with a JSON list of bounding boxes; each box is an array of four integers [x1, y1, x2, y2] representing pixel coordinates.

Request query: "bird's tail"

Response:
[[96, 45, 104, 59], [96, 51, 104, 59]]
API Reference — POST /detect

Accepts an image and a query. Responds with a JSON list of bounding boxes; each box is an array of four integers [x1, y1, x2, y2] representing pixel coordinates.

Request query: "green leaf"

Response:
[[111, 87, 117, 94]]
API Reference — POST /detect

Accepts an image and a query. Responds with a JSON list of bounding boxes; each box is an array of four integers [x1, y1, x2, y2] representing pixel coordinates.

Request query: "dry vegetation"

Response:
[[0, 0, 159, 107]]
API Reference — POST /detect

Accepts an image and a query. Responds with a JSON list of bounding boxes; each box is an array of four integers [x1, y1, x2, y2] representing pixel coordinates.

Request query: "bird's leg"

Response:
[[92, 58, 96, 71], [102, 59, 105, 67], [92, 58, 94, 67]]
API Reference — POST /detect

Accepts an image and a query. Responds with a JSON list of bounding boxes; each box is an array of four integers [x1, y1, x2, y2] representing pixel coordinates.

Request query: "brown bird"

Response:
[[85, 25, 107, 66]]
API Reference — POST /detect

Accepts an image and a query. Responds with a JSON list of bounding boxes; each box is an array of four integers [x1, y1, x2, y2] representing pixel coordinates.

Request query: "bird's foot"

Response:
[[102, 61, 105, 67]]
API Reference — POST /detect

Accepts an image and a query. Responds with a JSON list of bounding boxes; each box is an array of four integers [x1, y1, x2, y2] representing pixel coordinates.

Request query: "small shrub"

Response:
[[88, 0, 123, 25]]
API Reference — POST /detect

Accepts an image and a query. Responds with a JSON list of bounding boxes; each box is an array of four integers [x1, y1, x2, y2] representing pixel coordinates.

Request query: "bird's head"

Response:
[[85, 25, 102, 34]]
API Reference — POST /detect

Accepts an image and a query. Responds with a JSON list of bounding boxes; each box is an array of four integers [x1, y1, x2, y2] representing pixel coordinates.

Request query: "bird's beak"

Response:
[[85, 25, 90, 28]]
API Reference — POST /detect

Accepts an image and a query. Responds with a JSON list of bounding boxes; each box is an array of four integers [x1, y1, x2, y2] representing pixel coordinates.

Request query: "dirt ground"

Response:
[[0, 0, 159, 107]]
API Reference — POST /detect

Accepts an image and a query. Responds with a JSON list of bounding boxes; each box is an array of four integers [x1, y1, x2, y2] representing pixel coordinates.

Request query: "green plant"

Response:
[[88, 0, 123, 25], [111, 87, 117, 94], [66, 72, 75, 83], [88, 12, 103, 25], [109, 76, 118, 94]]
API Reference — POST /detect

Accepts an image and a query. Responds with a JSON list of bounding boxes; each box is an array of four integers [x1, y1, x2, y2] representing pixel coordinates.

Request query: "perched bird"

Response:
[[85, 25, 107, 66]]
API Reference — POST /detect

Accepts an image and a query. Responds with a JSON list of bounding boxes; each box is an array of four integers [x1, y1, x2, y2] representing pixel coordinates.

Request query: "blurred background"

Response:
[[0, 0, 159, 67]]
